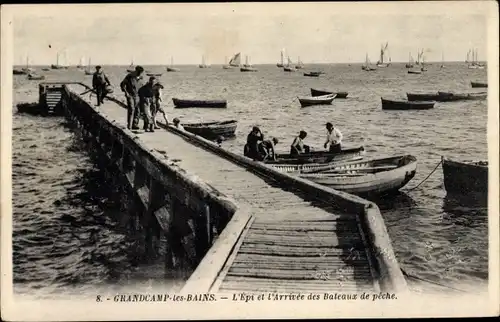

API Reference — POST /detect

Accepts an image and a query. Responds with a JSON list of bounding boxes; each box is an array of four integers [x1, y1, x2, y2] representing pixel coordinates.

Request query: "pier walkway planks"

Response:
[[67, 84, 377, 293]]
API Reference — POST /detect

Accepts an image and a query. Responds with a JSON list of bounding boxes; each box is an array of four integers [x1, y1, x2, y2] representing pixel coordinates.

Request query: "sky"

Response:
[[7, 2, 491, 66]]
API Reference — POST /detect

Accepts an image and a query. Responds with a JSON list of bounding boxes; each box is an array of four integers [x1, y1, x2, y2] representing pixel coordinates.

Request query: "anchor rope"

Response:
[[401, 269, 468, 293], [405, 159, 442, 192]]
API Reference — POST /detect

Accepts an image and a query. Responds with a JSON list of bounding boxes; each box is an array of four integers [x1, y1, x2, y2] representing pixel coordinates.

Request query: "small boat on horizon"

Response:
[[471, 81, 487, 88], [362, 53, 377, 71], [276, 49, 285, 67], [297, 94, 336, 107], [27, 73, 45, 80], [51, 51, 69, 70], [303, 71, 322, 77], [240, 55, 257, 72], [199, 55, 209, 68], [376, 42, 391, 67], [381, 98, 435, 110], [172, 98, 227, 109], [167, 56, 180, 72], [223, 53, 241, 69]]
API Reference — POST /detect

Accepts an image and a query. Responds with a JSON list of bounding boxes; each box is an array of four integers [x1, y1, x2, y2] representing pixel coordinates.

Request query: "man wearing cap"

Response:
[[120, 65, 145, 129], [92, 65, 111, 106], [138, 76, 158, 132], [324, 122, 343, 153], [152, 82, 168, 128]]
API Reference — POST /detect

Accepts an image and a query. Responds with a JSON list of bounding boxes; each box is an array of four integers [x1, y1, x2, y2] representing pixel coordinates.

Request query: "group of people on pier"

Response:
[[244, 122, 343, 161], [92, 65, 168, 132]]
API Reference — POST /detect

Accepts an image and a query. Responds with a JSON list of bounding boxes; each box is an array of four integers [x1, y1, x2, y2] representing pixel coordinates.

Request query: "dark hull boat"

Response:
[[471, 81, 487, 88], [167, 67, 179, 72], [240, 67, 258, 72], [298, 94, 336, 107], [172, 98, 227, 109], [51, 64, 68, 70], [381, 98, 435, 110], [408, 69, 422, 74], [146, 73, 163, 77], [272, 155, 417, 196], [182, 120, 237, 140], [442, 156, 488, 202], [437, 91, 487, 101], [283, 66, 296, 72], [311, 88, 348, 98], [407, 93, 442, 101], [303, 72, 321, 77], [267, 146, 365, 165], [27, 73, 45, 80]]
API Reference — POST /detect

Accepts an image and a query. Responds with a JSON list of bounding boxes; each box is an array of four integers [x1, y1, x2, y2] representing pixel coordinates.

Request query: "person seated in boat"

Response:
[[258, 137, 279, 161], [290, 130, 310, 156], [244, 126, 264, 159], [172, 118, 184, 131], [324, 122, 343, 153]]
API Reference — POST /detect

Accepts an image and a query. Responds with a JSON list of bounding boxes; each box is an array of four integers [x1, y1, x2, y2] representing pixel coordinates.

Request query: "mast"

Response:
[[57, 52, 60, 66], [380, 44, 384, 64], [245, 55, 249, 66], [171, 56, 174, 66], [280, 50, 284, 65]]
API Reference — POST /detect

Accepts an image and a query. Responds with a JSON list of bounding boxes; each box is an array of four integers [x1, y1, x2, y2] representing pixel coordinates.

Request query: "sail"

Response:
[[229, 52, 241, 66], [287, 56, 293, 65]]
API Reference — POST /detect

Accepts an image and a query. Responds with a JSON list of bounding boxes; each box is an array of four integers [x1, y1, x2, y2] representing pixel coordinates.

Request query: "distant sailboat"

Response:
[[127, 57, 135, 72], [440, 53, 445, 69], [51, 51, 69, 69], [84, 57, 93, 75], [240, 55, 257, 72], [415, 49, 424, 66], [284, 56, 296, 72], [376, 42, 391, 67], [420, 54, 427, 72], [277, 49, 285, 67], [295, 56, 304, 69], [224, 52, 241, 69], [14, 55, 33, 75], [199, 55, 209, 68], [362, 53, 377, 71], [468, 49, 485, 69], [405, 52, 414, 68], [77, 56, 84, 69], [167, 56, 179, 72]]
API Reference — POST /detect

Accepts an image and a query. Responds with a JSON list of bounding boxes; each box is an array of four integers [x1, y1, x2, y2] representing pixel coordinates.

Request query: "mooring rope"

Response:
[[405, 159, 443, 192], [401, 269, 468, 293]]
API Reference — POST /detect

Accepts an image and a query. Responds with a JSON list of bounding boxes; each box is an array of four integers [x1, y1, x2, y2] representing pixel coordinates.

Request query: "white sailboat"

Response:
[[420, 54, 427, 72], [277, 49, 285, 67], [376, 42, 391, 67], [405, 52, 414, 68], [51, 51, 69, 69], [167, 56, 179, 72], [284, 56, 296, 72], [77, 56, 84, 69], [362, 53, 376, 71], [224, 52, 241, 69], [440, 52, 445, 69], [84, 57, 93, 75], [127, 57, 135, 72], [468, 49, 485, 69], [199, 55, 209, 68]]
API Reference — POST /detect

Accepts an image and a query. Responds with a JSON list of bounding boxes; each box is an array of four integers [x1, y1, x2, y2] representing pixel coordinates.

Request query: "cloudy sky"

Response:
[[8, 2, 491, 66]]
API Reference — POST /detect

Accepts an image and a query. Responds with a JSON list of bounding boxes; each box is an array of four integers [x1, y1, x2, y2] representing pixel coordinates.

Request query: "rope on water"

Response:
[[405, 159, 442, 192], [401, 269, 468, 293]]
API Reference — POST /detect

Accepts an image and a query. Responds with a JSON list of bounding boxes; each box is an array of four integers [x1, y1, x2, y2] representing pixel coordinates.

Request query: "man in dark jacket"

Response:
[[120, 65, 144, 129], [92, 66, 111, 106], [138, 76, 157, 132]]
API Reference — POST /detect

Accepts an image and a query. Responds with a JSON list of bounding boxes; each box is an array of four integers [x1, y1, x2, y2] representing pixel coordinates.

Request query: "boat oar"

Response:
[[79, 88, 94, 96]]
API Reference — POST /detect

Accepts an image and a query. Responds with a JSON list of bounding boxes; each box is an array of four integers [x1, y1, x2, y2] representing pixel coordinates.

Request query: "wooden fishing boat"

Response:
[[182, 120, 237, 140], [310, 88, 348, 98], [303, 72, 322, 77], [167, 57, 180, 72], [407, 93, 442, 101], [266, 146, 365, 165], [381, 98, 435, 110], [27, 73, 45, 80], [442, 156, 487, 200], [407, 69, 422, 74], [172, 98, 227, 109], [437, 91, 487, 101], [283, 66, 296, 72], [298, 94, 336, 107], [13, 69, 26, 75], [471, 81, 487, 88], [272, 155, 417, 196]]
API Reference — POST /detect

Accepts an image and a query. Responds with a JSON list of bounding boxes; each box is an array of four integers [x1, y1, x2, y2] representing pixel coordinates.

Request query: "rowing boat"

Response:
[[27, 73, 45, 80], [471, 81, 487, 88], [297, 94, 336, 107], [172, 98, 227, 108], [182, 120, 237, 140], [442, 156, 488, 200], [381, 98, 435, 110], [303, 72, 322, 77], [271, 155, 417, 196], [406, 93, 442, 101], [266, 146, 365, 165], [310, 88, 349, 98], [436, 91, 487, 101]]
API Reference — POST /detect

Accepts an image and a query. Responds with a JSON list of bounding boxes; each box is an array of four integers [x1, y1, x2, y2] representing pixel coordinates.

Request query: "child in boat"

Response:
[[258, 138, 279, 161], [244, 126, 264, 160], [324, 122, 343, 153], [172, 118, 184, 131], [290, 130, 310, 156], [152, 82, 168, 128]]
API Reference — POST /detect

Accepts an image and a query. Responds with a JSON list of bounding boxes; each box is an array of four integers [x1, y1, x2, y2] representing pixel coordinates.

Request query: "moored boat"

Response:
[[298, 94, 336, 107], [266, 146, 365, 165], [406, 92, 442, 101], [381, 98, 435, 110], [27, 73, 45, 80], [283, 66, 296, 72], [407, 69, 422, 74], [303, 72, 322, 77], [437, 91, 487, 101], [442, 156, 487, 201], [181, 120, 237, 140], [172, 98, 227, 109], [273, 155, 417, 196], [471, 81, 487, 88], [311, 88, 348, 98]]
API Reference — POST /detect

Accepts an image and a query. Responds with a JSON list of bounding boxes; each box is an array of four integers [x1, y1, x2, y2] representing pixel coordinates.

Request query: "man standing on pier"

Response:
[[138, 76, 157, 132], [120, 65, 144, 130], [92, 65, 111, 106]]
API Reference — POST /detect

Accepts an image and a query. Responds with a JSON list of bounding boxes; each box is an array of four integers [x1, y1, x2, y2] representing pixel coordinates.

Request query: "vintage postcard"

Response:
[[1, 2, 499, 320]]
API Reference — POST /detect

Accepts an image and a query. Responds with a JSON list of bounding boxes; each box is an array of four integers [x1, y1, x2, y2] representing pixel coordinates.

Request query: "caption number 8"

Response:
[[96, 295, 102, 302]]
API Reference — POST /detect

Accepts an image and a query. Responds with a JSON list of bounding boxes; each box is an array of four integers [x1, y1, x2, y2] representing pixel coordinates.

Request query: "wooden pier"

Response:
[[38, 82, 408, 294]]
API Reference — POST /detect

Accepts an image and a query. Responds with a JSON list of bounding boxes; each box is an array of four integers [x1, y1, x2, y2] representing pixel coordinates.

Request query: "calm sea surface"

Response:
[[12, 63, 489, 296]]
